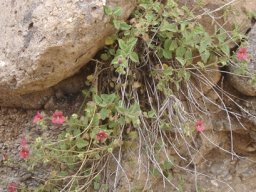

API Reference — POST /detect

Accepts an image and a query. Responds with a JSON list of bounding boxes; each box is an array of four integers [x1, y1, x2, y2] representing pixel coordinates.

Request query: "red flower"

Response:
[[96, 131, 108, 142], [52, 111, 65, 125], [21, 136, 28, 146], [7, 182, 17, 192], [236, 47, 248, 61], [33, 111, 43, 124], [196, 120, 205, 133], [19, 147, 29, 159]]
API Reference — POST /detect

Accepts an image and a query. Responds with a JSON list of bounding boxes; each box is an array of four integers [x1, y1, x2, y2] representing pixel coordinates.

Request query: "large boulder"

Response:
[[176, 0, 255, 102], [228, 24, 256, 96], [0, 0, 136, 108]]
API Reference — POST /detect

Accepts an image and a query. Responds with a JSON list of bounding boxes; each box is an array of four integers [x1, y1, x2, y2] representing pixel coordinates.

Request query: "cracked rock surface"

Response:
[[0, 0, 136, 108]]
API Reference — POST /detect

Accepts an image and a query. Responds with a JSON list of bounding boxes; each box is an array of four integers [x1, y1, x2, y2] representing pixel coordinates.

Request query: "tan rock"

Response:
[[0, 0, 136, 108], [180, 0, 255, 35], [228, 24, 256, 96]]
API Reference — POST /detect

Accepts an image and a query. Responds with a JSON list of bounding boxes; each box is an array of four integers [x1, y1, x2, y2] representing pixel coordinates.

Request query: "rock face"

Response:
[[0, 0, 136, 108], [228, 24, 256, 96], [179, 0, 256, 36]]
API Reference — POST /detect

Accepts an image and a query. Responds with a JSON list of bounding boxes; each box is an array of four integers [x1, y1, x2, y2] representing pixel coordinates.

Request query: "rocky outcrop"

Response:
[[0, 0, 136, 108], [228, 24, 256, 96], [238, 96, 256, 127], [177, 0, 255, 102], [180, 0, 255, 36]]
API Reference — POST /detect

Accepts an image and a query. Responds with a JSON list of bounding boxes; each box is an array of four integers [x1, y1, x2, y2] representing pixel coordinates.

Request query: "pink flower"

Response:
[[19, 147, 29, 159], [52, 111, 65, 125], [196, 120, 205, 133], [96, 131, 108, 142], [7, 182, 17, 192], [21, 136, 28, 146], [33, 111, 43, 124], [20, 136, 29, 159], [236, 47, 248, 61]]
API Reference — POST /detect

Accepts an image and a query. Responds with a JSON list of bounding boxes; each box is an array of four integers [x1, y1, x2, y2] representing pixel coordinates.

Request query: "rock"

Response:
[[189, 62, 221, 100], [228, 24, 256, 96], [178, 61, 221, 102], [179, 0, 255, 36], [192, 128, 228, 165], [237, 96, 256, 127], [0, 0, 136, 108], [236, 159, 256, 180]]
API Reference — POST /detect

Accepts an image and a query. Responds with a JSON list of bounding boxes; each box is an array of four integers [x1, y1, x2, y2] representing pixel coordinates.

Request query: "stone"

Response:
[[189, 63, 221, 99], [237, 96, 256, 127], [0, 0, 136, 108], [179, 0, 255, 36], [178, 61, 221, 102], [228, 24, 256, 96]]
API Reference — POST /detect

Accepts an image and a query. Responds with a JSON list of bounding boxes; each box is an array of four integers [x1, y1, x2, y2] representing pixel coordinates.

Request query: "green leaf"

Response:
[[101, 93, 116, 104], [156, 47, 164, 58], [107, 148, 113, 153], [163, 160, 173, 170], [176, 46, 186, 58], [94, 181, 100, 190], [160, 20, 177, 32], [113, 6, 122, 16], [169, 40, 178, 51], [217, 29, 227, 43], [127, 38, 138, 50], [119, 116, 126, 125], [129, 103, 141, 116], [73, 128, 81, 137], [104, 6, 113, 16], [100, 108, 109, 120], [76, 138, 88, 149], [130, 52, 139, 63], [128, 131, 138, 140], [197, 61, 205, 69], [105, 36, 115, 45], [116, 66, 126, 74], [109, 120, 118, 128], [148, 110, 156, 118], [199, 36, 212, 52], [113, 20, 131, 31], [193, 25, 205, 34], [100, 53, 110, 61], [176, 57, 186, 66], [119, 22, 131, 31], [163, 49, 172, 59], [183, 70, 191, 81], [152, 1, 161, 12], [94, 95, 103, 105], [116, 105, 127, 115], [109, 48, 116, 56], [80, 116, 88, 126], [200, 50, 210, 63], [111, 56, 120, 66], [118, 39, 127, 50], [220, 44, 230, 56], [113, 19, 121, 29], [164, 39, 172, 50], [180, 22, 188, 32], [185, 49, 192, 62]]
